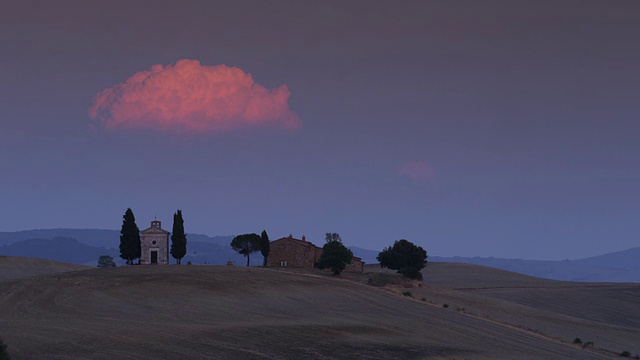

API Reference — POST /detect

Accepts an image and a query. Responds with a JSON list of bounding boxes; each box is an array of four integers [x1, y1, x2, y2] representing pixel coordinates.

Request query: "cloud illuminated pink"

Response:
[[88, 59, 300, 133], [399, 161, 437, 184]]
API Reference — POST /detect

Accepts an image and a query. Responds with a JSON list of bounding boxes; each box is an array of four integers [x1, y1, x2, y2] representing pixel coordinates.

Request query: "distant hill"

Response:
[[1, 228, 638, 282], [350, 246, 640, 283], [0, 237, 119, 266], [428, 255, 640, 282], [574, 246, 640, 270], [0, 229, 258, 266]]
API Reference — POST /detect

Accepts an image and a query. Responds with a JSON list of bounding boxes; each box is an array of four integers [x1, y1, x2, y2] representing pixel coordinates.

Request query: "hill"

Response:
[[1, 261, 636, 359], [427, 254, 640, 282], [575, 246, 640, 270], [0, 229, 251, 266], [0, 256, 89, 281]]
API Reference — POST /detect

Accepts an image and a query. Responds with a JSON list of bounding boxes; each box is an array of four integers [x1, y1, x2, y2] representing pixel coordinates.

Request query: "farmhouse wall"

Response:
[[268, 235, 364, 272]]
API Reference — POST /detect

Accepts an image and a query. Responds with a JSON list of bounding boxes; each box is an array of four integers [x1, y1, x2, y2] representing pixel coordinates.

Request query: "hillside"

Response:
[[0, 256, 89, 281], [1, 260, 635, 359]]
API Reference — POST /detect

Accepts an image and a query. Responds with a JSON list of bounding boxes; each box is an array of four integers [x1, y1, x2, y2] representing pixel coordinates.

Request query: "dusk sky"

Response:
[[1, 1, 638, 260]]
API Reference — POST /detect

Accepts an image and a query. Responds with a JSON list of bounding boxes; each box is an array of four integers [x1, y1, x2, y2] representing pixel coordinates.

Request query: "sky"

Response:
[[1, 0, 638, 260]]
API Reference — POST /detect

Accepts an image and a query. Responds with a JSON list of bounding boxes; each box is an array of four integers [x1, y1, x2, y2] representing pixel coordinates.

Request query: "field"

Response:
[[0, 259, 638, 359]]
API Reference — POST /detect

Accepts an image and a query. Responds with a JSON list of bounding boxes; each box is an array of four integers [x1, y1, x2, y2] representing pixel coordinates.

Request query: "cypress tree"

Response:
[[260, 230, 270, 266], [119, 208, 141, 265], [170, 209, 187, 264]]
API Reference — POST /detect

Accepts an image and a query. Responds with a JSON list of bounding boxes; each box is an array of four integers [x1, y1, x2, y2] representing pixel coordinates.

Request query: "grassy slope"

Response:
[[0, 263, 615, 360], [409, 263, 640, 357], [0, 256, 90, 281]]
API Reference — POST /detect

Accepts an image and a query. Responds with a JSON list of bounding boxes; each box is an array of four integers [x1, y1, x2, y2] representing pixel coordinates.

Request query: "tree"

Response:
[[119, 208, 141, 265], [97, 255, 116, 268], [325, 232, 342, 243], [230, 233, 261, 266], [316, 234, 353, 275], [0, 337, 10, 360], [377, 239, 427, 280], [170, 209, 187, 264], [260, 230, 270, 267]]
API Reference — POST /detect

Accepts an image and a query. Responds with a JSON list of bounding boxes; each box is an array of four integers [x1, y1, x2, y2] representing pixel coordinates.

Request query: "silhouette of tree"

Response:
[[377, 239, 427, 280], [119, 208, 141, 265], [170, 209, 187, 264], [231, 233, 261, 266], [260, 230, 270, 266], [316, 234, 353, 275]]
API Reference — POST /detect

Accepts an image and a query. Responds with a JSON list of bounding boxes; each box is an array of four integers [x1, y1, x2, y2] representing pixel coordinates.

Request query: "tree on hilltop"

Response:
[[119, 208, 141, 265], [260, 230, 270, 267], [231, 233, 261, 266], [171, 209, 187, 264], [377, 239, 427, 280], [316, 233, 353, 275]]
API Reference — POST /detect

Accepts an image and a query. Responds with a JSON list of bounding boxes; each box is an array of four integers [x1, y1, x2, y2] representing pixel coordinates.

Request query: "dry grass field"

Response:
[[0, 256, 89, 281], [0, 258, 637, 359]]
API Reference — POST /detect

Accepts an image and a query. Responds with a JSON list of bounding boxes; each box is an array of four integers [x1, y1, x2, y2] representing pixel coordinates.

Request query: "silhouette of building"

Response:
[[140, 220, 170, 264], [267, 234, 364, 272]]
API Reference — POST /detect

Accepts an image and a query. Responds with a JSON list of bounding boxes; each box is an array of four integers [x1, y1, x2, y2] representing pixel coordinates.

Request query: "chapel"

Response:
[[140, 220, 170, 264]]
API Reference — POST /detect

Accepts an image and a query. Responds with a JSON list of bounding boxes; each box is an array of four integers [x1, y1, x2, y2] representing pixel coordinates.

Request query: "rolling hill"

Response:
[[1, 257, 637, 359]]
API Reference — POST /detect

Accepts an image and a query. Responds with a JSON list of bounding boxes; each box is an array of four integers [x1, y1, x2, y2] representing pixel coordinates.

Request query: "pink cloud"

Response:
[[399, 161, 437, 184], [88, 59, 300, 133]]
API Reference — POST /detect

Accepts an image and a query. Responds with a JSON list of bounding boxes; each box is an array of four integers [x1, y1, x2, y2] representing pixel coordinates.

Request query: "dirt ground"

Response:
[[0, 260, 636, 359]]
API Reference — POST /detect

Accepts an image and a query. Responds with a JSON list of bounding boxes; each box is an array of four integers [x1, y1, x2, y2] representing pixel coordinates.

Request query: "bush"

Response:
[[421, 297, 427, 302], [97, 255, 116, 268], [583, 341, 594, 348], [573, 338, 582, 344], [399, 267, 423, 281], [620, 351, 631, 358], [402, 291, 412, 297], [442, 303, 449, 308], [0, 337, 10, 360]]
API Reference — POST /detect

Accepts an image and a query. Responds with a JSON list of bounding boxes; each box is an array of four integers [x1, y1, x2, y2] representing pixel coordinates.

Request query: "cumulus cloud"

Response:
[[399, 161, 437, 184], [88, 59, 300, 133]]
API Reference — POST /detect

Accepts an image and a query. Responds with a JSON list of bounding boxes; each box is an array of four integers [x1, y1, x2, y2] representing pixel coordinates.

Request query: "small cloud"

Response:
[[88, 59, 300, 133], [399, 161, 437, 184]]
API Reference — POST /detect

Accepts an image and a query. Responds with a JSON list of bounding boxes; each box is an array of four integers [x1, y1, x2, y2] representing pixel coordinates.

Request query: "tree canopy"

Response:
[[260, 230, 270, 267], [377, 239, 427, 280], [119, 208, 141, 265], [170, 209, 187, 264], [230, 233, 261, 266], [316, 234, 353, 275], [325, 232, 342, 243]]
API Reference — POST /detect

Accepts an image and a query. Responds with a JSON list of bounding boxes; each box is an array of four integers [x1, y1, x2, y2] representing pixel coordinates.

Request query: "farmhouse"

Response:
[[267, 235, 365, 272], [140, 220, 170, 264]]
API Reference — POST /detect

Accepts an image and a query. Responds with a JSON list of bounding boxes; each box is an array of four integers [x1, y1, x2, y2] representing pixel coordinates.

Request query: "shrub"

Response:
[[187, 261, 192, 265], [402, 291, 412, 297], [583, 341, 594, 348], [421, 297, 427, 302], [573, 338, 582, 344], [443, 303, 449, 308], [0, 337, 10, 360], [620, 351, 631, 358], [97, 255, 116, 268]]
